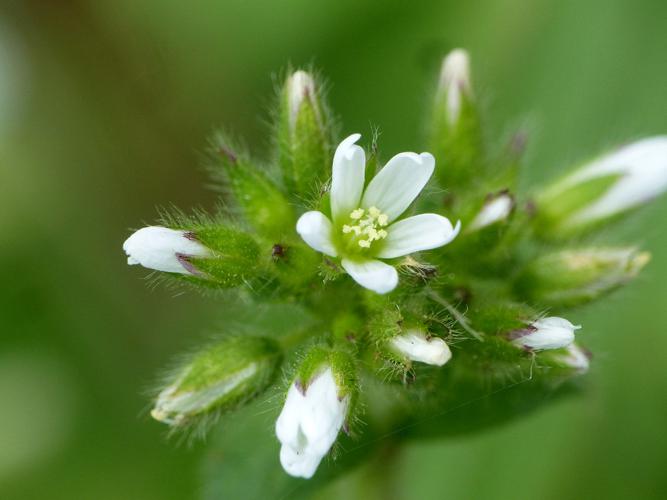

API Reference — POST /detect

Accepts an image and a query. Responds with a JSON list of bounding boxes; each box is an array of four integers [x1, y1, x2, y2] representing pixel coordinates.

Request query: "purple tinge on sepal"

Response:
[[507, 326, 537, 340], [176, 253, 208, 278]]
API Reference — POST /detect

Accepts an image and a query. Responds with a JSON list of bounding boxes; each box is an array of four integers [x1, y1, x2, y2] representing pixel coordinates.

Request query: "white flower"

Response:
[[438, 48, 472, 125], [296, 134, 460, 294], [512, 316, 581, 350], [275, 368, 348, 479], [123, 226, 210, 274], [554, 344, 590, 373], [560, 136, 667, 225], [468, 192, 514, 231], [390, 330, 452, 366]]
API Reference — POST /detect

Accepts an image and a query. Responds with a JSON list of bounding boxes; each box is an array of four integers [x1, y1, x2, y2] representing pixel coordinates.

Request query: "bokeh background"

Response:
[[1, 0, 666, 498]]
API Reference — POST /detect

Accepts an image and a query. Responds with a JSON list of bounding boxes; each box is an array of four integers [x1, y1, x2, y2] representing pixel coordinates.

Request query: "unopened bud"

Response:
[[275, 347, 356, 478], [123, 224, 261, 287], [535, 137, 667, 236], [430, 48, 482, 187], [390, 330, 452, 366], [151, 336, 282, 426], [279, 70, 331, 198], [468, 192, 514, 231], [123, 226, 210, 274], [516, 247, 650, 307], [438, 48, 472, 125], [510, 316, 581, 351]]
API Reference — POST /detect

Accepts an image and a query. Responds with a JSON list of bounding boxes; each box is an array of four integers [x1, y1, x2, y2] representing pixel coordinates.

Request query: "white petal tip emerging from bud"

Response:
[[287, 70, 316, 129], [512, 316, 581, 351], [555, 344, 591, 373], [439, 48, 472, 124], [123, 226, 210, 274], [390, 330, 452, 366], [275, 368, 348, 479], [469, 192, 514, 231]]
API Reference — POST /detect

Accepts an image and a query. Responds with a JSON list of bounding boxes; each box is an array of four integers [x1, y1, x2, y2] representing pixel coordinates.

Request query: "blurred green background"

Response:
[[1, 0, 666, 498]]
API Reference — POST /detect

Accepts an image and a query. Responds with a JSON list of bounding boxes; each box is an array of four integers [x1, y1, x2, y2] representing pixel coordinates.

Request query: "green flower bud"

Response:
[[429, 49, 483, 188], [278, 70, 332, 200], [152, 336, 282, 426], [515, 247, 650, 308], [209, 133, 294, 239]]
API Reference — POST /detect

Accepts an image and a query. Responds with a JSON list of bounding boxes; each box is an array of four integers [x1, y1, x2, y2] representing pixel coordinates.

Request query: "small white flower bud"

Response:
[[438, 48, 472, 125], [511, 316, 581, 351], [286, 70, 317, 130], [123, 226, 210, 274], [468, 192, 514, 231], [390, 330, 452, 366], [275, 367, 349, 479]]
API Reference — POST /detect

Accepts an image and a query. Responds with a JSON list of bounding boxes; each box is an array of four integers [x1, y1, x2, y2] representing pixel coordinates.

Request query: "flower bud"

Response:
[[468, 191, 514, 231], [275, 348, 356, 479], [516, 247, 650, 307], [210, 134, 294, 238], [123, 226, 210, 274], [535, 137, 667, 236], [278, 69, 331, 199], [123, 224, 261, 287], [390, 330, 452, 366], [438, 48, 472, 126], [430, 49, 483, 187], [151, 336, 282, 426], [510, 316, 581, 351]]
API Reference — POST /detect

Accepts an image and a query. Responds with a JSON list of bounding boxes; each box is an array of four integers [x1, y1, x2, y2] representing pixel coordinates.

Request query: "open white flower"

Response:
[[296, 134, 460, 294], [275, 367, 348, 479], [123, 226, 210, 274], [390, 330, 452, 366], [512, 316, 581, 351]]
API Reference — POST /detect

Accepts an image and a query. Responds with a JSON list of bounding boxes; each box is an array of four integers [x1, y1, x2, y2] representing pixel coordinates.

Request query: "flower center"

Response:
[[341, 206, 389, 249]]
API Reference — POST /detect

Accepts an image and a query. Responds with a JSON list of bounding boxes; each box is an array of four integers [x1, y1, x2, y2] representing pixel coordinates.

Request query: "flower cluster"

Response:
[[122, 48, 667, 485]]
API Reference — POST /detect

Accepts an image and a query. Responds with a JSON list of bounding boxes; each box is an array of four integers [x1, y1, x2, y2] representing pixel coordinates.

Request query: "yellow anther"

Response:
[[377, 229, 388, 239], [366, 228, 379, 240], [350, 208, 365, 220], [377, 214, 389, 226], [368, 206, 381, 218], [358, 240, 371, 248], [342, 225, 353, 234]]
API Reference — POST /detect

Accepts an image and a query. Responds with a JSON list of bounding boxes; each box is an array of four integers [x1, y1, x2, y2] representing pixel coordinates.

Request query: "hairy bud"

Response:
[[516, 247, 650, 307], [151, 336, 282, 426], [279, 70, 331, 199]]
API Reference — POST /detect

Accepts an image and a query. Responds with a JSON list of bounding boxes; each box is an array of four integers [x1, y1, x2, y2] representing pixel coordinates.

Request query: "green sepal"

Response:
[[152, 336, 282, 428], [208, 133, 294, 239], [514, 247, 650, 308], [277, 70, 333, 202]]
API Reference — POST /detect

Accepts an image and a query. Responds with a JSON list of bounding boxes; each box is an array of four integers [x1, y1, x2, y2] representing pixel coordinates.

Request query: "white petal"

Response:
[[567, 137, 667, 222], [555, 344, 590, 373], [296, 211, 337, 257], [341, 258, 398, 294], [286, 70, 316, 129], [514, 316, 581, 350], [468, 194, 514, 231], [438, 48, 472, 125], [331, 134, 366, 222], [377, 214, 461, 259], [390, 330, 452, 366], [122, 226, 210, 274], [279, 444, 322, 479], [361, 152, 435, 222]]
